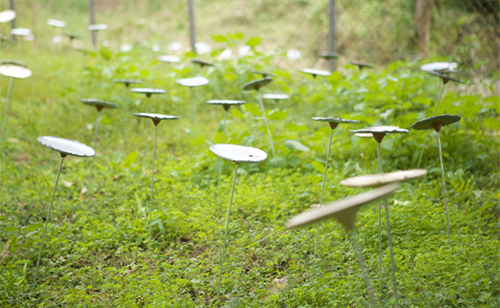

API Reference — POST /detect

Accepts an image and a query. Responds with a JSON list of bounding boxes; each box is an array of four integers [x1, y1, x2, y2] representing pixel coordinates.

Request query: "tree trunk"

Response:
[[414, 0, 435, 57]]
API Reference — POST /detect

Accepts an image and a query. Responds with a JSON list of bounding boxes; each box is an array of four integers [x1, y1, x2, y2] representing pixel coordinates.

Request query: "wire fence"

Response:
[[1, 0, 498, 77]]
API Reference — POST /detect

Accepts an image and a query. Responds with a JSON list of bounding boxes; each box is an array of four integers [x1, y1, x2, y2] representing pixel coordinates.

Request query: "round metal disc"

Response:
[[47, 19, 66, 28], [349, 61, 374, 69], [11, 28, 31, 36], [81, 99, 119, 109], [427, 71, 463, 83], [286, 182, 400, 230], [210, 144, 268, 163], [207, 100, 246, 106], [410, 114, 461, 130], [251, 70, 276, 78], [318, 51, 340, 59], [1, 59, 27, 67], [312, 117, 359, 124], [130, 88, 166, 95], [113, 78, 142, 85], [263, 94, 289, 100], [355, 133, 373, 138], [88, 24, 108, 31], [191, 59, 214, 67], [341, 169, 427, 188], [159, 55, 181, 63], [241, 77, 273, 91], [133, 113, 180, 121], [420, 62, 457, 72], [0, 63, 32, 79], [176, 77, 209, 87], [301, 68, 331, 77], [38, 136, 95, 157], [350, 126, 409, 134], [0, 10, 16, 23], [64, 32, 81, 40]]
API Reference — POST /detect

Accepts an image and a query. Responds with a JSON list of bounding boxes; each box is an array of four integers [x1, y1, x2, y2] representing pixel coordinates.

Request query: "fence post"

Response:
[[88, 0, 96, 48], [9, 0, 15, 42], [328, 0, 337, 71], [188, 0, 196, 54]]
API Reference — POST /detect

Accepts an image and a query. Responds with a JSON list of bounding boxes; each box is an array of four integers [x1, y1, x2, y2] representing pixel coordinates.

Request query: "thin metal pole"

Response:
[[349, 230, 378, 307], [216, 109, 229, 209], [149, 124, 158, 251], [192, 87, 199, 127], [9, 0, 15, 42], [187, 0, 196, 53], [258, 92, 275, 157], [88, 0, 96, 48], [313, 128, 334, 255], [88, 110, 100, 207], [222, 108, 228, 144], [34, 155, 65, 285], [417, 83, 445, 168], [377, 142, 383, 295], [437, 132, 451, 248], [383, 198, 399, 307], [328, 0, 337, 71], [145, 96, 150, 158], [216, 163, 239, 303]]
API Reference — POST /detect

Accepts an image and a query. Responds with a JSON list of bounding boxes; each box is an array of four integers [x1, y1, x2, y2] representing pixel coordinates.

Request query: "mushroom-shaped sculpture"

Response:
[[349, 125, 408, 294], [81, 99, 119, 206], [287, 182, 400, 307], [318, 51, 340, 59], [64, 32, 81, 48], [311, 117, 359, 254], [87, 24, 107, 47], [420, 62, 458, 73], [176, 77, 209, 125], [0, 10, 16, 23], [417, 72, 463, 168], [113, 79, 142, 139], [210, 144, 267, 303], [410, 114, 460, 248], [301, 68, 331, 79], [250, 70, 277, 78], [134, 113, 179, 250], [11, 28, 31, 37], [341, 169, 428, 307], [191, 58, 214, 68], [159, 55, 181, 63], [241, 78, 275, 157], [130, 87, 166, 155], [263, 93, 289, 103], [113, 78, 142, 88], [349, 61, 374, 70], [47, 19, 66, 28], [34, 136, 95, 285], [0, 61, 32, 145]]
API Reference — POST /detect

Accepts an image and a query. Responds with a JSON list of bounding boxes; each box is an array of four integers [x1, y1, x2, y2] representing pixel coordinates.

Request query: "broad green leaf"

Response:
[[285, 140, 310, 152], [246, 37, 261, 48]]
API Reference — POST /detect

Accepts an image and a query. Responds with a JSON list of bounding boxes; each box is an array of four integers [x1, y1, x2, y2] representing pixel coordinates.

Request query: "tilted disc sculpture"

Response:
[[0, 60, 32, 152], [35, 136, 95, 285], [318, 51, 340, 60], [87, 24, 108, 48], [11, 28, 31, 37], [176, 77, 209, 126], [241, 78, 275, 157], [64, 32, 81, 49], [349, 61, 374, 70], [349, 125, 408, 295], [311, 117, 359, 255], [287, 182, 401, 308], [191, 58, 214, 68], [159, 55, 181, 63], [341, 169, 428, 308], [134, 113, 180, 250], [130, 88, 166, 156], [206, 100, 247, 207], [81, 99, 119, 206], [263, 93, 289, 104], [210, 144, 267, 303], [410, 114, 460, 248], [417, 70, 463, 167], [301, 68, 332, 79], [47, 19, 66, 28], [250, 70, 276, 78], [420, 62, 458, 73], [113, 79, 142, 140], [0, 10, 16, 23]]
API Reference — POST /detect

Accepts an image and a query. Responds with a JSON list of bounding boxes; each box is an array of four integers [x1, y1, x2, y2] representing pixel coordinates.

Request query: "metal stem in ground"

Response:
[[383, 198, 399, 307], [88, 110, 100, 208], [258, 92, 275, 157], [34, 156, 65, 285], [377, 142, 383, 296], [437, 132, 452, 248], [145, 96, 150, 158], [216, 163, 239, 303], [149, 124, 158, 251], [216, 109, 229, 207], [349, 230, 378, 307], [313, 128, 334, 256]]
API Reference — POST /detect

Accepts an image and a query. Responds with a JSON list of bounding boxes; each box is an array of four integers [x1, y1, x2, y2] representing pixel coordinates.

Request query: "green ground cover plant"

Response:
[[1, 30, 499, 307]]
